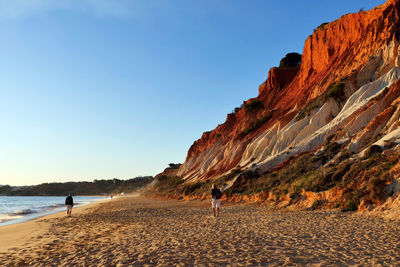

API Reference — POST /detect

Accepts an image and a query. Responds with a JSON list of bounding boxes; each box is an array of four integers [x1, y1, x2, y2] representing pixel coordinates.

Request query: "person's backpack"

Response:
[[215, 189, 222, 199]]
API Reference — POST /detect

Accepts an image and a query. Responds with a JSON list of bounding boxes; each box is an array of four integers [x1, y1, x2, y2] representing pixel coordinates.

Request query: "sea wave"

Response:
[[0, 214, 24, 223], [41, 204, 65, 209], [10, 209, 36, 216]]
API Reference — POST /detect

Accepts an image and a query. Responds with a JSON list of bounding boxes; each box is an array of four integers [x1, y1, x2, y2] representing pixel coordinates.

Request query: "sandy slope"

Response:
[[1, 196, 400, 266]]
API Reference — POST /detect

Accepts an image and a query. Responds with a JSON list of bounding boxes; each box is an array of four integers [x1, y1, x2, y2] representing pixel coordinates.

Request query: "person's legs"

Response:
[[216, 200, 220, 217], [67, 205, 72, 217], [211, 199, 216, 217]]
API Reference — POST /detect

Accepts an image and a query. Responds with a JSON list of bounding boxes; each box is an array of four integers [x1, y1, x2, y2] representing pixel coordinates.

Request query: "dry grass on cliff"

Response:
[[339, 152, 399, 210], [151, 141, 399, 212], [224, 141, 345, 197]]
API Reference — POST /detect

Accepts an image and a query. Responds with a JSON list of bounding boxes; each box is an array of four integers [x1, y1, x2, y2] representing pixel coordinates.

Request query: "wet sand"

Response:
[[1, 196, 400, 266]]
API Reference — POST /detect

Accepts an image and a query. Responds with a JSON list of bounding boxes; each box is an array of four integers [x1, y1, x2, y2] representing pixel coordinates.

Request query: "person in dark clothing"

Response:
[[211, 184, 222, 217], [65, 194, 73, 217]]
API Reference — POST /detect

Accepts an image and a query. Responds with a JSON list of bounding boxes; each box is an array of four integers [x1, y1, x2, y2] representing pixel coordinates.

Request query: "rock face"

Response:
[[177, 0, 400, 182]]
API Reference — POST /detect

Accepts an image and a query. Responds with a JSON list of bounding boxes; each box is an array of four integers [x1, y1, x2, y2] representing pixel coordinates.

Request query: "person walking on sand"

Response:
[[211, 184, 222, 217], [65, 194, 73, 217]]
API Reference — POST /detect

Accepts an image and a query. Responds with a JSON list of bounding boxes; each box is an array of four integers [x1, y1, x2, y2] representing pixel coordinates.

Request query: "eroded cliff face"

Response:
[[177, 0, 400, 183]]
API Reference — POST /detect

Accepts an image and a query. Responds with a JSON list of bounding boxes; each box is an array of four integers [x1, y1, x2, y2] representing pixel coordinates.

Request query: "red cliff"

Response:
[[178, 0, 400, 181]]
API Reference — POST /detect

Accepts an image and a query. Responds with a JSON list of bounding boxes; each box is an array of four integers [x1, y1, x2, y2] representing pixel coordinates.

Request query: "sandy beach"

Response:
[[1, 196, 400, 266]]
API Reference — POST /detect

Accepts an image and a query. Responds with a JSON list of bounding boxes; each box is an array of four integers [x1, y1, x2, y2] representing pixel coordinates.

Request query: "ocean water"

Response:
[[0, 196, 106, 226]]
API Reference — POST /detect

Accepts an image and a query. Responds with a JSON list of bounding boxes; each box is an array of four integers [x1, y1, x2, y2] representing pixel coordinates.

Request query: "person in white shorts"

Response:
[[211, 184, 222, 217]]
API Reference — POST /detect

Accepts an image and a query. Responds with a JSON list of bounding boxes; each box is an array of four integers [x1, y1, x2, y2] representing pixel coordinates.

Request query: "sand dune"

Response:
[[1, 196, 400, 266]]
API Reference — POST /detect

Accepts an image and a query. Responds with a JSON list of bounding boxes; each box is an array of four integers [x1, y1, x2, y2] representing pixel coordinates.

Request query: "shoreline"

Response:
[[0, 196, 112, 253], [0, 195, 109, 227]]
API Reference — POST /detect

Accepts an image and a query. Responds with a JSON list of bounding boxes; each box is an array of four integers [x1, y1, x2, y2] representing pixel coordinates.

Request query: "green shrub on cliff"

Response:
[[240, 114, 271, 137], [233, 104, 243, 113], [295, 81, 346, 121], [326, 82, 346, 101], [295, 102, 321, 121], [314, 22, 328, 32], [244, 99, 264, 113], [279, 52, 301, 68]]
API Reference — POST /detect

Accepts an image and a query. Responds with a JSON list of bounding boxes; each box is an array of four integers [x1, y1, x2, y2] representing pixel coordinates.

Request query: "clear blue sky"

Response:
[[0, 0, 384, 186]]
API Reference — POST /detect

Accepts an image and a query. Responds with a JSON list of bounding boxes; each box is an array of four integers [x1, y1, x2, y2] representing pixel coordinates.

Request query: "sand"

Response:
[[1, 196, 400, 266]]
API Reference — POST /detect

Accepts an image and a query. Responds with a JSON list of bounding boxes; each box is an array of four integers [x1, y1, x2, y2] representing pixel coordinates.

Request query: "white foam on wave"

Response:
[[0, 214, 24, 223]]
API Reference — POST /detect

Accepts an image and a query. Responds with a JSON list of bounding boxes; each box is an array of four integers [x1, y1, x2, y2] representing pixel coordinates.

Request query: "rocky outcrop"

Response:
[[258, 66, 300, 100], [176, 0, 400, 188]]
